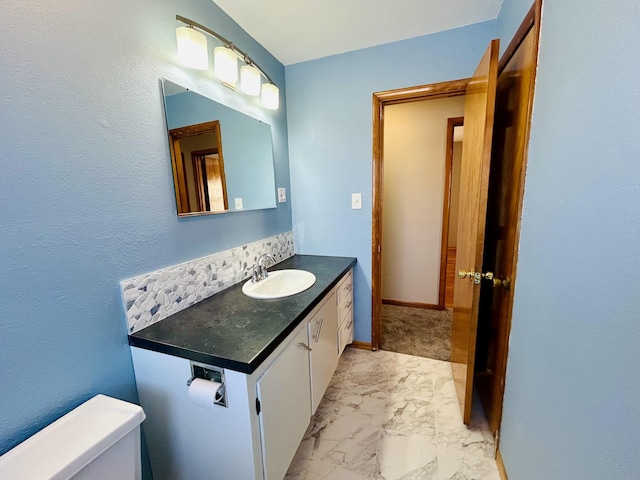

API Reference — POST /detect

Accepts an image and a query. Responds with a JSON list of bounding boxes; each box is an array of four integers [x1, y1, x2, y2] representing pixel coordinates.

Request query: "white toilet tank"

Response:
[[0, 394, 146, 480]]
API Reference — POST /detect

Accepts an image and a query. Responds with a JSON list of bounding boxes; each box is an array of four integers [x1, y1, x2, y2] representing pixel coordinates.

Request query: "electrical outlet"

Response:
[[352, 193, 362, 210], [277, 188, 286, 203], [234, 198, 243, 209]]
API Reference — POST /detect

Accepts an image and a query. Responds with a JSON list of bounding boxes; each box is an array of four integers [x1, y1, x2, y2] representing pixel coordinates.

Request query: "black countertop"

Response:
[[128, 255, 356, 374]]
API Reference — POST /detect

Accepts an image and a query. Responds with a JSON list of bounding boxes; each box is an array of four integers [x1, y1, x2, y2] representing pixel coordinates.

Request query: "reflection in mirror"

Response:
[[161, 79, 277, 216]]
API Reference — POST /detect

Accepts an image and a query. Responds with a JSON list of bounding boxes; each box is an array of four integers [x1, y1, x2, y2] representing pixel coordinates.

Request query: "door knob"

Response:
[[480, 271, 513, 289], [491, 276, 511, 289], [458, 269, 474, 279], [459, 269, 509, 287]]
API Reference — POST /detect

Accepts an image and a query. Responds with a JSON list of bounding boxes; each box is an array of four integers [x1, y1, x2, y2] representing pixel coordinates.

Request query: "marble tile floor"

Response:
[[285, 347, 500, 480]]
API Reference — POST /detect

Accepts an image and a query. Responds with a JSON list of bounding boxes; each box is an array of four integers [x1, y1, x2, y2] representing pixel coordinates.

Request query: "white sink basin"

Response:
[[242, 269, 316, 299]]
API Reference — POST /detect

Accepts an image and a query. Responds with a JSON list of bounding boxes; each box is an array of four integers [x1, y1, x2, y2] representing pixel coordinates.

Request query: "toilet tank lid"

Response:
[[0, 394, 145, 480]]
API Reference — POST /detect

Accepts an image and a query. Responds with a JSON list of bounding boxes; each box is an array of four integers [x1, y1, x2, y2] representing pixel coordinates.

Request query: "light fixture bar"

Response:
[[175, 15, 275, 86]]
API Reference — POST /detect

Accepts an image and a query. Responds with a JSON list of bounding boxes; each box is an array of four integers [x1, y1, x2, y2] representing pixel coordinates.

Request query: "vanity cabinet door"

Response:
[[256, 324, 311, 480], [308, 290, 339, 413]]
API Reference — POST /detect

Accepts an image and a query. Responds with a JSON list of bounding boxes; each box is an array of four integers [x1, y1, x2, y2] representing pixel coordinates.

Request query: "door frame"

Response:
[[371, 79, 469, 350], [168, 120, 223, 215], [484, 0, 543, 440]]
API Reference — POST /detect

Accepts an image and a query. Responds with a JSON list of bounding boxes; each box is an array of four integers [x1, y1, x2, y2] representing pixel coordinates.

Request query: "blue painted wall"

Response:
[[496, 0, 533, 55], [498, 1, 640, 478], [285, 21, 497, 342], [0, 0, 290, 455]]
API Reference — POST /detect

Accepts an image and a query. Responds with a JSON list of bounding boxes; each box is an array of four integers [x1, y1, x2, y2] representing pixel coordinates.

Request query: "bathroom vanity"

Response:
[[129, 255, 355, 480]]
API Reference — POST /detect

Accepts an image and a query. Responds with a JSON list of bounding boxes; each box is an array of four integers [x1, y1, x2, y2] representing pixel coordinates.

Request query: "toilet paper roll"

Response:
[[188, 378, 223, 409]]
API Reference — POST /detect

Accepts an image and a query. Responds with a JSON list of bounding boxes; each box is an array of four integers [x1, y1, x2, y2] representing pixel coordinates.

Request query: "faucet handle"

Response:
[[259, 264, 269, 278], [252, 253, 276, 282], [251, 265, 261, 283]]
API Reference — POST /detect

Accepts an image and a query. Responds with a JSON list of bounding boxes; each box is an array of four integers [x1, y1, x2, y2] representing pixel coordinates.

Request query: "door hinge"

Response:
[[256, 397, 261, 415]]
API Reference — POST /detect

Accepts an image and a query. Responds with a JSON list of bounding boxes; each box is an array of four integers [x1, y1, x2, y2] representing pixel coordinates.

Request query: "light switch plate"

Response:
[[352, 193, 362, 210], [277, 188, 287, 203], [234, 198, 243, 209]]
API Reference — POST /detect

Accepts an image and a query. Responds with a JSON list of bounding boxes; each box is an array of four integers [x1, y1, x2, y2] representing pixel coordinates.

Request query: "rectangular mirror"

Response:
[[161, 79, 277, 216]]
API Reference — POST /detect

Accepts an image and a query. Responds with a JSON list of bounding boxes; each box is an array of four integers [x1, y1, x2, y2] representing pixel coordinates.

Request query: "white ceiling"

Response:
[[213, 0, 503, 66]]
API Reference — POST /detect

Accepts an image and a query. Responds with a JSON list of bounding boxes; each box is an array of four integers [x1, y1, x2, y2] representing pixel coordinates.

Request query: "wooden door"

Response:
[[450, 39, 499, 424], [475, 3, 541, 435]]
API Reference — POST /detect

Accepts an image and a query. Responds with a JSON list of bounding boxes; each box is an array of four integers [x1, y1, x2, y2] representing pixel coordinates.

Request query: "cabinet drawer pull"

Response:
[[344, 300, 352, 310], [298, 342, 312, 351]]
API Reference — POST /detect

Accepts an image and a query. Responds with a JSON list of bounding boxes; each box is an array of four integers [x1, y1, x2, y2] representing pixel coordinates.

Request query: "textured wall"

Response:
[[0, 0, 290, 455], [286, 21, 497, 342], [498, 1, 640, 478]]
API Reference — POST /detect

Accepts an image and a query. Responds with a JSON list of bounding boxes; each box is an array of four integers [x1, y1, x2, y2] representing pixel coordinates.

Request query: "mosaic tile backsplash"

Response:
[[120, 231, 294, 333]]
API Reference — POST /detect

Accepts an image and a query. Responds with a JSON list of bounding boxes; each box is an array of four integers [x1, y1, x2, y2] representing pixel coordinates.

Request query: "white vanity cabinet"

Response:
[[257, 325, 312, 480], [337, 269, 354, 354], [131, 320, 311, 480], [130, 266, 355, 480], [307, 290, 339, 413]]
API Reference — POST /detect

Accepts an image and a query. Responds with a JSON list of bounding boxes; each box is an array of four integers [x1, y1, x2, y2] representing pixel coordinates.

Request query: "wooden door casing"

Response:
[[371, 79, 470, 350]]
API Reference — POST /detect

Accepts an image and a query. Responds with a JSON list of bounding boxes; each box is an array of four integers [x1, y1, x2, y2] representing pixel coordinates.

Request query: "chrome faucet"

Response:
[[252, 253, 276, 282]]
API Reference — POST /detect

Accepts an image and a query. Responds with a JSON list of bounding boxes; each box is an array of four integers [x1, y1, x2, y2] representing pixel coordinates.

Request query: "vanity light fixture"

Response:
[[213, 46, 238, 84], [175, 15, 279, 110], [240, 65, 261, 96], [261, 83, 280, 111], [176, 26, 209, 70]]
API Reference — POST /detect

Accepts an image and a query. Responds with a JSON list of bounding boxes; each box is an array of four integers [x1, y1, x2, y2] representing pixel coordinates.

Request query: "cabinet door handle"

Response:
[[298, 342, 312, 351], [314, 317, 324, 343]]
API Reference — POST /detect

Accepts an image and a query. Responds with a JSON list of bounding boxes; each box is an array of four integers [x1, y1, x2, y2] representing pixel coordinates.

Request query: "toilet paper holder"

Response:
[[187, 362, 227, 407]]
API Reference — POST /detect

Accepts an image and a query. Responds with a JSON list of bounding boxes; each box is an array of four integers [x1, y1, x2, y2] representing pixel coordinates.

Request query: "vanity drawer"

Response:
[[336, 270, 353, 308], [337, 312, 354, 355], [338, 296, 353, 328]]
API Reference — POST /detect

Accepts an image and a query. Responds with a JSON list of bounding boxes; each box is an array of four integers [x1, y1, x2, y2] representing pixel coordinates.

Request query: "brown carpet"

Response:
[[381, 304, 452, 362]]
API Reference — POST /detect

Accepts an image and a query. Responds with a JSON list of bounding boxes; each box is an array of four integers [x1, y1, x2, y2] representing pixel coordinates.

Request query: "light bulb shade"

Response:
[[214, 46, 238, 84], [261, 83, 279, 110], [240, 65, 261, 96], [176, 26, 208, 70]]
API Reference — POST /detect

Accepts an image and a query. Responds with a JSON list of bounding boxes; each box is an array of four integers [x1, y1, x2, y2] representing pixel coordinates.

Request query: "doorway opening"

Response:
[[378, 99, 466, 361], [445, 118, 465, 309]]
